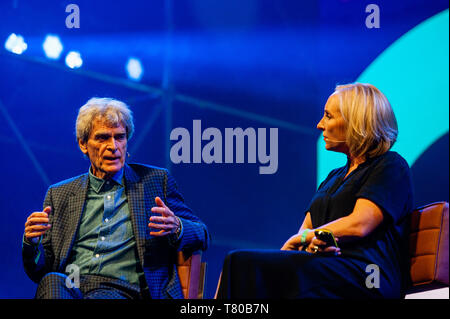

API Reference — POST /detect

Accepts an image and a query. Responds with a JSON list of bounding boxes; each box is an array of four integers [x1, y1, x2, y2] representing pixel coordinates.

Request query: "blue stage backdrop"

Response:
[[0, 0, 448, 298]]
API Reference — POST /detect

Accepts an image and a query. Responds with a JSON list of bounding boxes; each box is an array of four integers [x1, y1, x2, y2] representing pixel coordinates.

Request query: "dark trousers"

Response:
[[216, 249, 401, 299], [35, 272, 146, 299]]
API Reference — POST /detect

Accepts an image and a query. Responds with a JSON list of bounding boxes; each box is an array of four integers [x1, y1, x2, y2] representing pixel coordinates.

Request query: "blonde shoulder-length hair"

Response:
[[334, 83, 398, 159]]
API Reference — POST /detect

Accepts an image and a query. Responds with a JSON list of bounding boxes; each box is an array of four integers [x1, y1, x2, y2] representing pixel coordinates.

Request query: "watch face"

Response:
[[175, 217, 182, 236]]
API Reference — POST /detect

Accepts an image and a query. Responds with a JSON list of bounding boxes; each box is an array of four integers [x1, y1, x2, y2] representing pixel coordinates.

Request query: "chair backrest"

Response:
[[177, 250, 207, 299], [409, 201, 449, 288]]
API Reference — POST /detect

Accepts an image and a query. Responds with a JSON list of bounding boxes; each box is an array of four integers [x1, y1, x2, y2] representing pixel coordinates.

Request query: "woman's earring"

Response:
[[127, 152, 131, 158]]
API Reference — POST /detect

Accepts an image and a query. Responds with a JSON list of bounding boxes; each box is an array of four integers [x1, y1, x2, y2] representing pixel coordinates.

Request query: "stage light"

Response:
[[4, 33, 27, 54], [65, 51, 82, 69], [126, 57, 143, 81], [42, 34, 63, 59]]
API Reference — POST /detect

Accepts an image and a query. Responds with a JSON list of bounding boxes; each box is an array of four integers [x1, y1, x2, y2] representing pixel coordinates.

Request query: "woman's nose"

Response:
[[317, 118, 324, 131]]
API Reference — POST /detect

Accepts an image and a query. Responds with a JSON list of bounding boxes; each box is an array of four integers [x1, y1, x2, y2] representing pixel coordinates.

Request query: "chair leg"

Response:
[[214, 271, 222, 299]]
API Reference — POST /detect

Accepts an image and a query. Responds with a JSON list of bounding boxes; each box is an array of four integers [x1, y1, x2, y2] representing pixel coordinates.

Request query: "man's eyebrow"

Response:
[[94, 132, 112, 137]]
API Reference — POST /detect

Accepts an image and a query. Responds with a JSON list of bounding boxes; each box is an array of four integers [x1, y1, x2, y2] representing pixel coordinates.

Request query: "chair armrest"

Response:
[[177, 250, 206, 299]]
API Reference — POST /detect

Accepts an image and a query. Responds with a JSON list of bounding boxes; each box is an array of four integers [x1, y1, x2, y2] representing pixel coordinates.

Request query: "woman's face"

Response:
[[317, 93, 348, 154]]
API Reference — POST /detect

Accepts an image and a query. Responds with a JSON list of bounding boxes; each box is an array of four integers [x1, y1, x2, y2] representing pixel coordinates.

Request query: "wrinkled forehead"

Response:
[[91, 116, 126, 133]]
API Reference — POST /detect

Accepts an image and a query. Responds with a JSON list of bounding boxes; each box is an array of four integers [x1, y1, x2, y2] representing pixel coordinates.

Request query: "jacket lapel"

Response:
[[124, 164, 147, 269], [58, 174, 88, 270]]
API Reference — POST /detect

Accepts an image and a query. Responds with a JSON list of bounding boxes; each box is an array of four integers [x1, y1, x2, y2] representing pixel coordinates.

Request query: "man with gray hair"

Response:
[[22, 97, 210, 299]]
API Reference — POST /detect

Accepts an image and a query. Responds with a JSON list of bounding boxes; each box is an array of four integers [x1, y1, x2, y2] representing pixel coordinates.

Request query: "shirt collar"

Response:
[[88, 167, 124, 193]]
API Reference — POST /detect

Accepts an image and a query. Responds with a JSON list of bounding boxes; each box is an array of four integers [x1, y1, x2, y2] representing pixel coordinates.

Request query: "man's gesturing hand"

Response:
[[24, 206, 52, 244], [149, 197, 180, 237]]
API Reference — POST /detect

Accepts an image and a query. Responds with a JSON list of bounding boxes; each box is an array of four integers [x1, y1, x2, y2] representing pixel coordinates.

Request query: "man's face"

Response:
[[79, 117, 127, 179]]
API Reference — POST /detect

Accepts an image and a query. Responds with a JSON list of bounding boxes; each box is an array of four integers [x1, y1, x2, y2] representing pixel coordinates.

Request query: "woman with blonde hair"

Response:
[[217, 83, 413, 298]]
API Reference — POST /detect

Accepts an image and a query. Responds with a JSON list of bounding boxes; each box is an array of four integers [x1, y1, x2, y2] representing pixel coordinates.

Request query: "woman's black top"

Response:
[[307, 151, 414, 290]]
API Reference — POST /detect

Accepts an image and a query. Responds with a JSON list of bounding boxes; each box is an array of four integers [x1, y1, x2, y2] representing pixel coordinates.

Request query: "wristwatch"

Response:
[[174, 216, 182, 239]]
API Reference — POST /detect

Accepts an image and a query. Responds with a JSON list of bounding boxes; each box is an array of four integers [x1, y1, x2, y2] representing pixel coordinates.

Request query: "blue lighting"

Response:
[[42, 34, 63, 60], [65, 51, 83, 69], [4, 33, 27, 55], [126, 57, 143, 81]]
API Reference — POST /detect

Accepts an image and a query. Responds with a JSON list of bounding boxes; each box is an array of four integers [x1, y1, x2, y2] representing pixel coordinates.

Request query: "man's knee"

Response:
[[35, 272, 81, 299], [38, 272, 67, 287]]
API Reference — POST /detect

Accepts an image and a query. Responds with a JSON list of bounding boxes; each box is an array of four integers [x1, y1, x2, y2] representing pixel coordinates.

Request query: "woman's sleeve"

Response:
[[356, 154, 413, 224]]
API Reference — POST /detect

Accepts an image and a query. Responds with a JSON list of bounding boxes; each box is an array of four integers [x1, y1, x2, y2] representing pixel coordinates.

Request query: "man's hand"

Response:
[[24, 206, 52, 244], [148, 197, 180, 237]]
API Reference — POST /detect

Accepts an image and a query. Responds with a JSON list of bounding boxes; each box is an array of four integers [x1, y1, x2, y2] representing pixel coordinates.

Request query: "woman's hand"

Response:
[[305, 236, 341, 255], [281, 233, 302, 251], [281, 229, 315, 251], [282, 229, 341, 255]]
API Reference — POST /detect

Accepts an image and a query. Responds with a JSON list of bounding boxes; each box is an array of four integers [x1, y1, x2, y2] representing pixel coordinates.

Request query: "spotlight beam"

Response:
[[0, 50, 314, 135]]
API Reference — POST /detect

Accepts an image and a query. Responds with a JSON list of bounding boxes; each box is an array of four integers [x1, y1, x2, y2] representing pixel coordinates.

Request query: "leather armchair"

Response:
[[405, 202, 449, 298]]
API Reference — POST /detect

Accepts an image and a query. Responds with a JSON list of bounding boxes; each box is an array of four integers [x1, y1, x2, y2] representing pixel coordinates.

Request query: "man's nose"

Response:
[[107, 138, 118, 151]]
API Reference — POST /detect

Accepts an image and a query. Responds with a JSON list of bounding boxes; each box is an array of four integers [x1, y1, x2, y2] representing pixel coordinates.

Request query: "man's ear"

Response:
[[78, 139, 88, 156]]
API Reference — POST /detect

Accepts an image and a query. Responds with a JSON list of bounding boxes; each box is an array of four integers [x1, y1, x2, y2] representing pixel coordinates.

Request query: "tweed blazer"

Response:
[[22, 163, 210, 299]]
